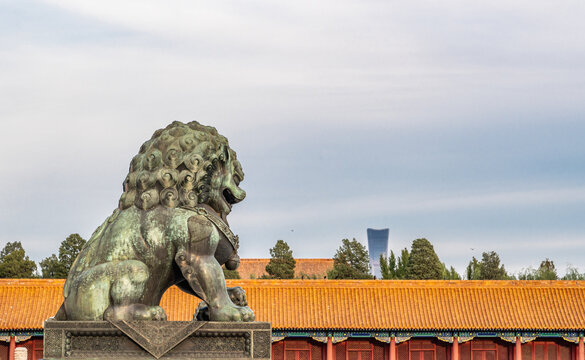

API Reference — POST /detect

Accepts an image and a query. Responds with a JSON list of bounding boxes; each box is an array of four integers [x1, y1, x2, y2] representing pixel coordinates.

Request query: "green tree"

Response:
[[265, 240, 296, 279], [518, 258, 559, 280], [222, 266, 240, 279], [536, 258, 558, 280], [328, 238, 374, 279], [380, 254, 390, 279], [40, 234, 86, 279], [406, 238, 443, 280], [466, 256, 481, 280], [40, 254, 66, 279], [536, 258, 559, 280], [442, 264, 461, 280], [0, 241, 37, 278], [562, 265, 585, 280], [395, 248, 410, 279], [58, 234, 86, 271], [380, 251, 397, 279], [517, 267, 537, 280], [478, 251, 509, 280]]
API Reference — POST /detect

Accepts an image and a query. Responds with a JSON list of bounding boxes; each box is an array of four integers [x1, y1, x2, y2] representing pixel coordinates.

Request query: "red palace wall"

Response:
[[0, 338, 43, 360], [271, 338, 578, 360], [0, 336, 579, 360]]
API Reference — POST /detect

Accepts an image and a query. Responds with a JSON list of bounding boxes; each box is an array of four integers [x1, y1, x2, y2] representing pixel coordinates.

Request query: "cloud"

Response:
[[1, 0, 584, 276], [3, 0, 584, 137]]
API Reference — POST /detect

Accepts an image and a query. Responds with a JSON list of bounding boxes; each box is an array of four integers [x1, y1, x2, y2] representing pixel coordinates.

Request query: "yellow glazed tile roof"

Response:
[[1, 279, 584, 331]]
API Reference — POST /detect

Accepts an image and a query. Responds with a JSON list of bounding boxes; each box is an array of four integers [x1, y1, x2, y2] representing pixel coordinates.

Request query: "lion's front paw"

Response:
[[210, 305, 254, 322]]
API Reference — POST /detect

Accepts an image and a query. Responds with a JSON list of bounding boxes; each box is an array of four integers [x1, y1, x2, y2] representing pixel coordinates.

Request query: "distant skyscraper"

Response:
[[367, 228, 389, 279]]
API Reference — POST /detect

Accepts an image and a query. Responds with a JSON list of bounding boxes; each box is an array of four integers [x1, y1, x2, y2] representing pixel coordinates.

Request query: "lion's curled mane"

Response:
[[118, 120, 240, 211]]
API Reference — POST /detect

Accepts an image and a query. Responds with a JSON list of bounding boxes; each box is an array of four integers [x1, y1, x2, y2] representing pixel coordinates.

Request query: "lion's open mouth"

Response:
[[223, 188, 238, 206]]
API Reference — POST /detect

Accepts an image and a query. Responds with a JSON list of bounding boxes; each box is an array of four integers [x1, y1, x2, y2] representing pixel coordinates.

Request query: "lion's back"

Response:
[[64, 207, 194, 297], [64, 208, 145, 295]]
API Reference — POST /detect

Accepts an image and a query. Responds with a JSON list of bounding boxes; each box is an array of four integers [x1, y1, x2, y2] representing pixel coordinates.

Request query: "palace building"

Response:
[[1, 279, 584, 360]]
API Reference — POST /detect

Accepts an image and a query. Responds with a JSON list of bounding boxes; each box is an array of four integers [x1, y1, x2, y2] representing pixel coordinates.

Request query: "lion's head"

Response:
[[118, 121, 245, 220]]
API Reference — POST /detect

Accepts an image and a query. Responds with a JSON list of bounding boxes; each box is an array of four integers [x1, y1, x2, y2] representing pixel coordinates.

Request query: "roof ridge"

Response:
[[0, 279, 66, 286], [228, 279, 585, 288], [2, 278, 584, 288]]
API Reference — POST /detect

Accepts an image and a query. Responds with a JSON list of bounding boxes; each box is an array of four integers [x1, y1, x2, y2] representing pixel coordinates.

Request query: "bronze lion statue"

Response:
[[55, 121, 254, 322]]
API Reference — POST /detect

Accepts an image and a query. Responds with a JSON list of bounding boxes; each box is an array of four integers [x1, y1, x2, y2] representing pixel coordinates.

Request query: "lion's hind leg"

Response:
[[64, 262, 117, 321]]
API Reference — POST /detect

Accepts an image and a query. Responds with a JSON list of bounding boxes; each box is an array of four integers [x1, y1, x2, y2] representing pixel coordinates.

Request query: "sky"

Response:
[[1, 0, 584, 277]]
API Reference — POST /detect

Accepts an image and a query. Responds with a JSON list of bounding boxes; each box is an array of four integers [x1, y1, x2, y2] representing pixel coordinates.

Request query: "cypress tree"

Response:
[[478, 251, 508, 280], [406, 238, 443, 280], [40, 233, 86, 279], [265, 240, 296, 279], [0, 241, 37, 278], [328, 238, 374, 279]]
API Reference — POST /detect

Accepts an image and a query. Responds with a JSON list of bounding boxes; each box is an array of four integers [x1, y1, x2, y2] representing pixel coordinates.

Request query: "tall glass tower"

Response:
[[367, 228, 389, 279]]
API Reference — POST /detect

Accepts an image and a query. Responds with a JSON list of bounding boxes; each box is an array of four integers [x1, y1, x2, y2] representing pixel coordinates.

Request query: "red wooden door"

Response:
[[285, 339, 312, 360], [348, 340, 374, 360], [472, 350, 497, 360]]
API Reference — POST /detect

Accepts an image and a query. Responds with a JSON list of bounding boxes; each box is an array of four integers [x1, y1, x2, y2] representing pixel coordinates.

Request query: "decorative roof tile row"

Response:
[[1, 279, 584, 331]]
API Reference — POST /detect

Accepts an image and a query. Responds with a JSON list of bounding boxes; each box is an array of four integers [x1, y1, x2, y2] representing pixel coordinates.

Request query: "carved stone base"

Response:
[[44, 320, 271, 360]]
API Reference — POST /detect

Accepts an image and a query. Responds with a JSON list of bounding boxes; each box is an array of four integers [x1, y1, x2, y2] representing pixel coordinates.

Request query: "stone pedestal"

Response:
[[44, 320, 271, 360]]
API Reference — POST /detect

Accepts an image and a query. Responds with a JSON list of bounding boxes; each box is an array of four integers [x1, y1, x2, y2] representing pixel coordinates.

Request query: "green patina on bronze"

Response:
[[55, 121, 254, 322]]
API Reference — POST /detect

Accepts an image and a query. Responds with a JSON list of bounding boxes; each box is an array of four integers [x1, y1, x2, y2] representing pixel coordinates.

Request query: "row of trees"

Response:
[[464, 252, 585, 280], [380, 238, 584, 280], [242, 237, 585, 280], [0, 234, 86, 278], [1, 235, 584, 280], [324, 237, 464, 280], [378, 238, 462, 280]]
